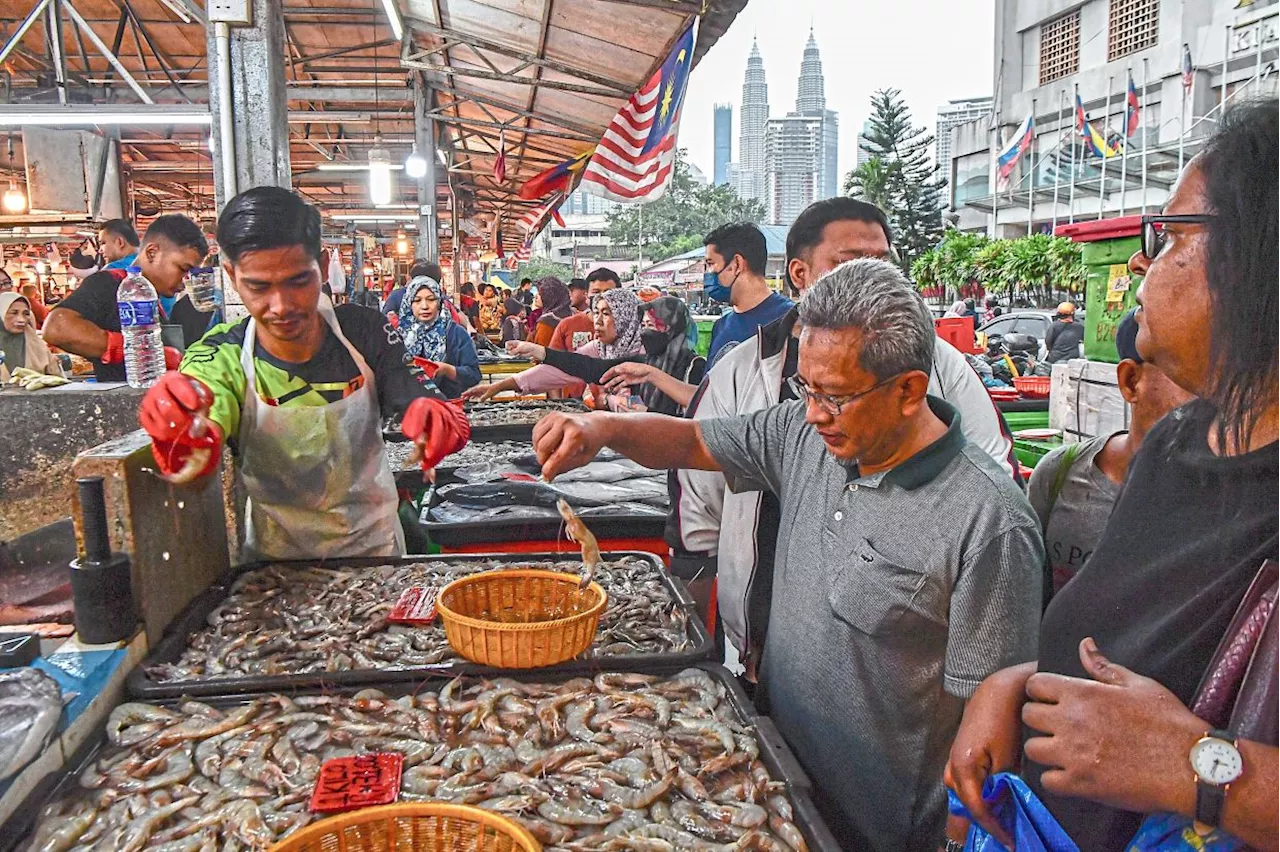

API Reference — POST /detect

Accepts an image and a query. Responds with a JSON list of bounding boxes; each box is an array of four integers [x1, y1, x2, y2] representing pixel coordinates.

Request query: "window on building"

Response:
[[1039, 11, 1080, 85], [1108, 0, 1159, 61]]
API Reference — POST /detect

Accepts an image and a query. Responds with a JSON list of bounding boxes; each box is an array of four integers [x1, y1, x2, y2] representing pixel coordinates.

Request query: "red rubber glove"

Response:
[[101, 331, 126, 365], [163, 347, 182, 371], [138, 373, 222, 481], [411, 356, 441, 379], [400, 397, 470, 470]]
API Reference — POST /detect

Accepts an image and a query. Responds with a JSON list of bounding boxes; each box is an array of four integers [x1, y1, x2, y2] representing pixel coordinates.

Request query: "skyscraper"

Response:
[[856, 118, 875, 168], [737, 38, 769, 205], [765, 29, 840, 226], [713, 104, 732, 186], [935, 96, 993, 172]]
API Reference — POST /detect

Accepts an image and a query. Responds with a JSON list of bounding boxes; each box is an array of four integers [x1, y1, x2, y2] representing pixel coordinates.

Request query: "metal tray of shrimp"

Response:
[[8, 663, 842, 852], [126, 552, 713, 700]]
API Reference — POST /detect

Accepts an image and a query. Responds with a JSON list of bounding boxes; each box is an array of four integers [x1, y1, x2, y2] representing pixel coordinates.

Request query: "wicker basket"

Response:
[[268, 803, 541, 852], [436, 570, 606, 668], [1013, 375, 1052, 398]]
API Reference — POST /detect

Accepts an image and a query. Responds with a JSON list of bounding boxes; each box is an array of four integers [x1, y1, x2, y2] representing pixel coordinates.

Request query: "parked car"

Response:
[[978, 309, 1086, 361]]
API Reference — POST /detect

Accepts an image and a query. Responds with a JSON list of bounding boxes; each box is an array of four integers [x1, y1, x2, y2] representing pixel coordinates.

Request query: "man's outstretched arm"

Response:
[[533, 412, 721, 481]]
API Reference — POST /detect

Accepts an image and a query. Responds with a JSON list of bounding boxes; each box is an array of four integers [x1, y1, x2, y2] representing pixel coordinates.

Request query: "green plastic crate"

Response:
[[1083, 235, 1142, 363], [695, 319, 714, 357], [1003, 410, 1051, 432], [1014, 436, 1062, 470]]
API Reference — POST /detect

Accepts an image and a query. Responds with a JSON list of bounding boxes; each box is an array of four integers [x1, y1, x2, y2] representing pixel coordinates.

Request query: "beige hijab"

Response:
[[0, 292, 62, 379]]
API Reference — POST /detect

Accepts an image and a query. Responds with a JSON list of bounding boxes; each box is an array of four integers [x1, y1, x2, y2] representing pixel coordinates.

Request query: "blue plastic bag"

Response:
[[947, 772, 1079, 852], [1126, 813, 1247, 851]]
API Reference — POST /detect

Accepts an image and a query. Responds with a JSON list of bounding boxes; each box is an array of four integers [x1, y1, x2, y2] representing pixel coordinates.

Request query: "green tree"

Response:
[[845, 88, 945, 268], [515, 257, 573, 283], [606, 149, 766, 263]]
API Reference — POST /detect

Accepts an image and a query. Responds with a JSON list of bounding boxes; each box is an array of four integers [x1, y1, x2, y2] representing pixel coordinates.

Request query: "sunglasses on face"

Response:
[[1141, 214, 1216, 261]]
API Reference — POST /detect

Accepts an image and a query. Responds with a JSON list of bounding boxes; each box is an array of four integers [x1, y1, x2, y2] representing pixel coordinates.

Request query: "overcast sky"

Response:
[[679, 0, 996, 181]]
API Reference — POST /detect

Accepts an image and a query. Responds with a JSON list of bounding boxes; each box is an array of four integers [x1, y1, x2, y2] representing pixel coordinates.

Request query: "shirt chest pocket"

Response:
[[826, 537, 946, 636]]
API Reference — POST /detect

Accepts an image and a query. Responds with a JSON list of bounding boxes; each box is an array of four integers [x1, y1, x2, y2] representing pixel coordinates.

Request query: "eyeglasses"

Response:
[[787, 373, 901, 416], [1141, 214, 1216, 261]]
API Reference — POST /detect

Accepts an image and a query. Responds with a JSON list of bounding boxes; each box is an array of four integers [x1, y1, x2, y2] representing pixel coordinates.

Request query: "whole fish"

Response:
[[0, 667, 62, 779]]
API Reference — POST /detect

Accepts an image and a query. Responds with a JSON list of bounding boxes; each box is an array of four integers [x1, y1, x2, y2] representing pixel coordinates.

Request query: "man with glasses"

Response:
[[532, 259, 1043, 851], [671, 197, 1019, 682]]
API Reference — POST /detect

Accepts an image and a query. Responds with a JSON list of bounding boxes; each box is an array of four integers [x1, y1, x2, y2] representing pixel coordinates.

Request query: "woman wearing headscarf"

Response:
[[528, 277, 573, 347], [399, 275, 480, 399], [500, 297, 527, 344], [0, 292, 63, 381], [504, 294, 706, 416], [466, 287, 645, 405]]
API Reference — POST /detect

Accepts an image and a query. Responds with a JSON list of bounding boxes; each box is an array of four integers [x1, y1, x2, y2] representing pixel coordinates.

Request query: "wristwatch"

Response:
[[1189, 728, 1244, 828]]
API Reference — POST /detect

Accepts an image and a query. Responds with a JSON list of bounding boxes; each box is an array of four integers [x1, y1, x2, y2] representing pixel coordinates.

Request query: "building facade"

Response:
[[935, 96, 994, 170], [954, 0, 1278, 235], [737, 39, 770, 205], [713, 104, 733, 186], [764, 29, 840, 227], [855, 118, 875, 168]]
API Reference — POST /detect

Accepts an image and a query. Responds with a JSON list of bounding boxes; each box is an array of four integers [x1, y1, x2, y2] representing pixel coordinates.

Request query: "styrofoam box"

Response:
[[1049, 359, 1131, 443]]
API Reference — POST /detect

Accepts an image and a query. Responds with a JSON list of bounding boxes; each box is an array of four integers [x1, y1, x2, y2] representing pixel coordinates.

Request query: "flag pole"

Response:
[[1027, 97, 1036, 234], [1141, 58, 1150, 215], [1221, 25, 1231, 118], [1179, 46, 1188, 173], [1051, 89, 1063, 231], [1119, 70, 1130, 216], [1068, 84, 1078, 225], [1098, 76, 1112, 221]]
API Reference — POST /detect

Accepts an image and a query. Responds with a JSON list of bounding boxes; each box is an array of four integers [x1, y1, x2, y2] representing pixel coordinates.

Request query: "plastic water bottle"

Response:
[[116, 266, 165, 388], [186, 267, 218, 312]]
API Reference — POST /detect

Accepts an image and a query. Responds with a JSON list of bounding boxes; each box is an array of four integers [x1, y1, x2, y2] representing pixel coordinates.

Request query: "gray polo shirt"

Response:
[[700, 397, 1043, 852]]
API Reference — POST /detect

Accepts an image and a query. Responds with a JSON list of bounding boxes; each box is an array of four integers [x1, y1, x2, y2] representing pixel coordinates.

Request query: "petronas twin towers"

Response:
[[731, 30, 840, 227]]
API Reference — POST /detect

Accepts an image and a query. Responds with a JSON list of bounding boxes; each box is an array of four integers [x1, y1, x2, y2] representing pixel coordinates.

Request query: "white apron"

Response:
[[237, 297, 405, 561]]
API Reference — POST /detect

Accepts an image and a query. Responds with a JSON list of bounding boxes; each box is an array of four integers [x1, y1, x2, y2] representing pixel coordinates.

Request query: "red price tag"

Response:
[[310, 753, 403, 813], [389, 587, 438, 624], [500, 472, 538, 482]]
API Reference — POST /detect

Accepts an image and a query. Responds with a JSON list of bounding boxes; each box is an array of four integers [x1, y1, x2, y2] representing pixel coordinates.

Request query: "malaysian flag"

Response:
[[518, 192, 566, 238], [493, 130, 507, 184], [1182, 44, 1194, 92], [581, 22, 695, 202]]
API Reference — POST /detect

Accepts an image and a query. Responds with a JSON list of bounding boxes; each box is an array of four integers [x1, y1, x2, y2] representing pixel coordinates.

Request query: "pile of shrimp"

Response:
[[26, 670, 809, 851]]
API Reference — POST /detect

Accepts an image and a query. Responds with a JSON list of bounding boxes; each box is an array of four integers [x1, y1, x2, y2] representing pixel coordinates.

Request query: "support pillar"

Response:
[[413, 75, 439, 263], [205, 0, 291, 212]]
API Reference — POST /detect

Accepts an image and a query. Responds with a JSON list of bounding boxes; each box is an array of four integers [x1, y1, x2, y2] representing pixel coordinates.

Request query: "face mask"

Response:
[[640, 328, 667, 357], [703, 260, 736, 302]]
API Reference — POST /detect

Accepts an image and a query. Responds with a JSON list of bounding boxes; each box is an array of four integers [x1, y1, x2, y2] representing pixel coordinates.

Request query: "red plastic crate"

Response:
[[1013, 375, 1051, 398]]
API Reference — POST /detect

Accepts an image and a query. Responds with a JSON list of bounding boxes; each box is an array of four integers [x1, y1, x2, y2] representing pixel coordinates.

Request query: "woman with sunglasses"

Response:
[[945, 100, 1277, 850]]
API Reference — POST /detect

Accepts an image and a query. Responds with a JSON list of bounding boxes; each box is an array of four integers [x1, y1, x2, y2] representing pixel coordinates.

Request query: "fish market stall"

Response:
[[12, 666, 839, 852], [128, 554, 711, 698]]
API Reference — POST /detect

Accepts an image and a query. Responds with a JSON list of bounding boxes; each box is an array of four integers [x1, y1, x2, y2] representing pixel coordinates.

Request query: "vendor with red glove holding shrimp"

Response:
[[138, 187, 469, 560]]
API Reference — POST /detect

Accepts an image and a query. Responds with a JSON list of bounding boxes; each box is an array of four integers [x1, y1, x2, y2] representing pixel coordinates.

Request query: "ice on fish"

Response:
[[0, 667, 62, 779]]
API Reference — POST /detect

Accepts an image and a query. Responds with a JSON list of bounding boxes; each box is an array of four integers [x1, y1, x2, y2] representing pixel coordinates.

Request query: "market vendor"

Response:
[[44, 214, 211, 382], [137, 187, 470, 560], [532, 259, 1043, 850]]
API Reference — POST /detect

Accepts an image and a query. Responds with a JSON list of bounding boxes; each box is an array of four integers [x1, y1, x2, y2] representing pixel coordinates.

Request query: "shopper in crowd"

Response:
[[0, 292, 62, 378], [963, 297, 976, 317], [45, 214, 209, 382], [97, 218, 140, 270], [458, 282, 480, 329], [137, 187, 468, 560], [1044, 300, 1084, 363], [399, 274, 480, 400], [528, 276, 574, 347], [1027, 309, 1193, 597], [511, 295, 705, 416], [674, 197, 1018, 678], [944, 299, 967, 318], [567, 277, 590, 312], [0, 269, 13, 293], [499, 297, 527, 344], [532, 259, 1043, 850], [19, 283, 48, 329], [982, 296, 1000, 325], [701, 223, 793, 366], [946, 99, 1277, 852], [476, 283, 501, 334], [517, 277, 534, 308], [549, 268, 619, 353], [470, 287, 644, 405]]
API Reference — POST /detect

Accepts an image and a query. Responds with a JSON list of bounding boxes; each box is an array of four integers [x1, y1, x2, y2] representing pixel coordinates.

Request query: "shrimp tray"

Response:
[[127, 554, 712, 700], [9, 665, 841, 852]]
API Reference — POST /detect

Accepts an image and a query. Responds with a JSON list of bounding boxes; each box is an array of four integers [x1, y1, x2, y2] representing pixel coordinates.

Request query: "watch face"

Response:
[[1190, 738, 1244, 785]]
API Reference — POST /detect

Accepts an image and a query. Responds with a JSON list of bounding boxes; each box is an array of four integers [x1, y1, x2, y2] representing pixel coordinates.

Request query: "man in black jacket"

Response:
[[1044, 301, 1085, 363]]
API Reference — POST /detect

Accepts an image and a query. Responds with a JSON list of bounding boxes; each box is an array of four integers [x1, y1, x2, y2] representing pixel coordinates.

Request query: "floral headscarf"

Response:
[[597, 287, 643, 359], [399, 276, 451, 361]]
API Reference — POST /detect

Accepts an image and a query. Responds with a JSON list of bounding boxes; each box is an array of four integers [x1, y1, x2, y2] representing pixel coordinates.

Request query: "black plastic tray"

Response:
[[7, 664, 842, 852], [420, 487, 667, 545], [126, 552, 712, 700], [391, 439, 534, 491]]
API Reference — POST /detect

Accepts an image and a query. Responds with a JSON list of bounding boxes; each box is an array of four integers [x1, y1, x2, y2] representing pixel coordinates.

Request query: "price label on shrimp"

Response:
[[388, 586, 438, 624], [309, 753, 403, 813]]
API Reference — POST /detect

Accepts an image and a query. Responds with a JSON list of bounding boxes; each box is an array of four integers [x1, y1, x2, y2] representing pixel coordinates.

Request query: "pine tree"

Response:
[[845, 88, 945, 267]]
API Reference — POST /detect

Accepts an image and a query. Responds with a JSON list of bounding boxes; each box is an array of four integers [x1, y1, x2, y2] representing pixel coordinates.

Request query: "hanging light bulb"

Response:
[[368, 138, 393, 206], [395, 230, 410, 255], [2, 181, 26, 214], [404, 146, 427, 179]]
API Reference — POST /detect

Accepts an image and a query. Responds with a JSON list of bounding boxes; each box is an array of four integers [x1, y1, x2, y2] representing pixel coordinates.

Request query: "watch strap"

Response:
[[1193, 729, 1238, 828]]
